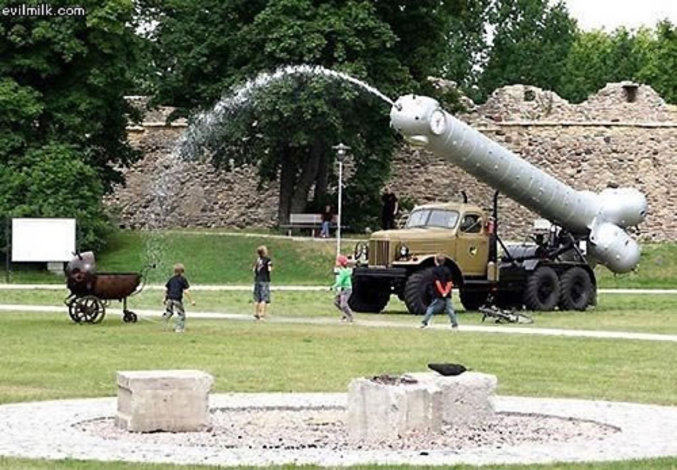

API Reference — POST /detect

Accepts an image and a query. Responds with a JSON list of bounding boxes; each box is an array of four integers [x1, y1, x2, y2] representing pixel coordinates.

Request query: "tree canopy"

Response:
[[0, 0, 142, 250], [143, 0, 458, 229]]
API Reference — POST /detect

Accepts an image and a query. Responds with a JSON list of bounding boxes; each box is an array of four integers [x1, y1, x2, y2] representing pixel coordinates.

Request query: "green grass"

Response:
[[0, 229, 675, 469], [1, 457, 676, 470], [595, 243, 677, 288], [1, 289, 676, 334], [0, 293, 675, 469], [1, 230, 357, 285], [1, 229, 676, 287], [1, 313, 675, 406]]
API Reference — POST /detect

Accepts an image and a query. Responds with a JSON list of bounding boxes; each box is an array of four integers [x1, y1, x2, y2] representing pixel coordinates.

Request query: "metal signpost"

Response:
[[332, 143, 350, 260]]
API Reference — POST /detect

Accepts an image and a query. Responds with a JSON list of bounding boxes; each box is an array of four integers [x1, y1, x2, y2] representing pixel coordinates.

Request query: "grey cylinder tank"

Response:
[[390, 94, 647, 273]]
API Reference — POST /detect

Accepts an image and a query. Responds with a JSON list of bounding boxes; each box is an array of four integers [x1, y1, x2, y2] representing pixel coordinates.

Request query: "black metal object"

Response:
[[428, 363, 467, 376]]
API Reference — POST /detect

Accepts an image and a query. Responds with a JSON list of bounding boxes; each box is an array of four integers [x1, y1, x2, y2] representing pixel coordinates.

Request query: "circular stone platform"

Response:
[[0, 393, 676, 467]]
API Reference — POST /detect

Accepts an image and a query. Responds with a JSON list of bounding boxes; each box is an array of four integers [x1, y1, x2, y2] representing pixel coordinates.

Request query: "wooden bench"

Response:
[[280, 213, 339, 237]]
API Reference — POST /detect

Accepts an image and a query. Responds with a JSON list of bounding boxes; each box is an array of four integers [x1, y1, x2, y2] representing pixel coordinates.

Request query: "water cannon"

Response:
[[390, 95, 647, 273]]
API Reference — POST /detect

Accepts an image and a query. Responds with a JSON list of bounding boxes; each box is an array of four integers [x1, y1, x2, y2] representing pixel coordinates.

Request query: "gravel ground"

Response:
[[78, 407, 618, 452], [1, 393, 677, 467]]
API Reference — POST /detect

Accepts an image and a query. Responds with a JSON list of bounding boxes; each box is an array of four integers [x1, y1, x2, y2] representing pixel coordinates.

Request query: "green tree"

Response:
[[0, 0, 142, 251], [146, 0, 455, 229], [0, 145, 108, 250], [636, 20, 676, 103], [478, 0, 577, 101], [559, 30, 615, 102], [440, 0, 492, 103], [560, 22, 675, 103]]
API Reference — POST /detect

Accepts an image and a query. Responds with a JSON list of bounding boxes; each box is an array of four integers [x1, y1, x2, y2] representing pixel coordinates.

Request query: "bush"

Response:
[[0, 144, 111, 252]]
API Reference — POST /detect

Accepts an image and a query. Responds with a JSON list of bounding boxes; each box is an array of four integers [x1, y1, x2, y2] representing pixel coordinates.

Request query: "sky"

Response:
[[564, 0, 676, 31]]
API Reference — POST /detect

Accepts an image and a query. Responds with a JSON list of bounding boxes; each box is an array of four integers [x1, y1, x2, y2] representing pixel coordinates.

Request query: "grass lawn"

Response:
[[0, 313, 675, 405], [0, 230, 675, 469], [0, 311, 676, 469], [1, 289, 676, 334], [0, 297, 675, 470], [1, 230, 676, 288]]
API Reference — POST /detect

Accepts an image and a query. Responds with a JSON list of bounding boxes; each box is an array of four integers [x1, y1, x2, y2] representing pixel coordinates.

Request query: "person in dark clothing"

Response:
[[381, 186, 399, 230], [320, 205, 333, 238], [162, 263, 195, 333], [420, 254, 459, 329], [253, 245, 273, 320]]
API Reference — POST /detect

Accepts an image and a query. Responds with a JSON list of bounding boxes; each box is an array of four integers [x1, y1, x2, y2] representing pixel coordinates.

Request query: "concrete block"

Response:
[[116, 370, 214, 432], [407, 371, 497, 425], [346, 376, 442, 442]]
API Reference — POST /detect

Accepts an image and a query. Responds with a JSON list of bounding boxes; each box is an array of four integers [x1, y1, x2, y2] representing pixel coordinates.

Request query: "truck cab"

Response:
[[350, 202, 494, 314]]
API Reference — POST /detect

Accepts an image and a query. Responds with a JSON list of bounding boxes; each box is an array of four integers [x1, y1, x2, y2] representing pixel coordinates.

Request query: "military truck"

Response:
[[349, 94, 647, 315], [349, 195, 597, 314]]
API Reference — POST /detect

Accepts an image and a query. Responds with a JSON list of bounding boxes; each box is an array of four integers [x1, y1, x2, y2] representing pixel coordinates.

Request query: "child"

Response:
[[420, 254, 459, 329], [331, 255, 354, 322], [163, 263, 195, 333], [253, 245, 273, 320]]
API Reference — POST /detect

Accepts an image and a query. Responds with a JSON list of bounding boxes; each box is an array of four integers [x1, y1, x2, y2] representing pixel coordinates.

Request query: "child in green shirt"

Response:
[[331, 255, 354, 322]]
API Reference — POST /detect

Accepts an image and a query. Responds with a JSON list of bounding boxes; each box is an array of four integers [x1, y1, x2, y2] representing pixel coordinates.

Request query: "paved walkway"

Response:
[[0, 393, 675, 466], [1, 283, 676, 294], [1, 303, 676, 343]]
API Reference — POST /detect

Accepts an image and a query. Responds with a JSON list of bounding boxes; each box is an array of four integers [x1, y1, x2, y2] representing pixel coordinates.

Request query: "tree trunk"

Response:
[[290, 142, 322, 213], [314, 148, 329, 201], [277, 147, 295, 225]]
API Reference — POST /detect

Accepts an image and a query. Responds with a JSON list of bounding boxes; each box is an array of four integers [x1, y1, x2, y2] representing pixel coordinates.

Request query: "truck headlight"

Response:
[[398, 244, 410, 259], [354, 242, 368, 260]]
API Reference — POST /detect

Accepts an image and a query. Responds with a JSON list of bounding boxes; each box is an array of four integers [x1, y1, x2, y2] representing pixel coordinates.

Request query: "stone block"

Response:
[[116, 370, 214, 432], [407, 371, 497, 425], [346, 376, 442, 443]]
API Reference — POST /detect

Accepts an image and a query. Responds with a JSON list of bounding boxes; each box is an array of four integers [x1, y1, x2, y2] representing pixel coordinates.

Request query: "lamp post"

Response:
[[332, 143, 350, 259]]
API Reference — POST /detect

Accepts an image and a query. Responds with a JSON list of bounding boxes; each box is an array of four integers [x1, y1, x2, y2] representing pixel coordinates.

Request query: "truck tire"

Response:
[[460, 290, 488, 311], [348, 279, 390, 313], [404, 268, 434, 315], [559, 267, 593, 311], [523, 266, 560, 311]]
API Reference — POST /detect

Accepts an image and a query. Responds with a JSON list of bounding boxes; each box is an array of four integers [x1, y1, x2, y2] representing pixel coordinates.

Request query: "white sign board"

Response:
[[11, 218, 76, 262]]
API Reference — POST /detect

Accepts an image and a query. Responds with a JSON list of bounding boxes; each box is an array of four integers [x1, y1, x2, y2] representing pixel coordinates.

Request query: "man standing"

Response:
[[381, 186, 399, 230], [420, 254, 459, 329]]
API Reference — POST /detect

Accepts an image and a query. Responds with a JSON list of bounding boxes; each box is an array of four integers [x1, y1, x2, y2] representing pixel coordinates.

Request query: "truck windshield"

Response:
[[406, 209, 459, 229]]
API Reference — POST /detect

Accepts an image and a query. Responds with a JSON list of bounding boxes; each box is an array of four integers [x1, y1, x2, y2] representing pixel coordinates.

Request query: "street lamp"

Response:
[[332, 143, 350, 259]]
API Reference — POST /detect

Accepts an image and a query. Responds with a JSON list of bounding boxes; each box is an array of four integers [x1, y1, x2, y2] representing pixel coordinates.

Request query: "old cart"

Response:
[[65, 251, 151, 324]]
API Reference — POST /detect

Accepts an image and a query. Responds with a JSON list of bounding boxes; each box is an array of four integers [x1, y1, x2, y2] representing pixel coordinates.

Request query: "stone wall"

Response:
[[105, 126, 278, 229], [107, 83, 676, 240]]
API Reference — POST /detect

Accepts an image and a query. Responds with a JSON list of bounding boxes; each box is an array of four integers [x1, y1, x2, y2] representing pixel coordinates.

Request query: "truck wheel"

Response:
[[404, 268, 434, 315], [559, 267, 593, 311], [460, 290, 488, 311], [523, 266, 560, 311], [348, 280, 389, 313]]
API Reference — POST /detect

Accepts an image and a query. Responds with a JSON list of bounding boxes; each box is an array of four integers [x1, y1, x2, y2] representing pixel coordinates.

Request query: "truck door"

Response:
[[456, 213, 489, 276]]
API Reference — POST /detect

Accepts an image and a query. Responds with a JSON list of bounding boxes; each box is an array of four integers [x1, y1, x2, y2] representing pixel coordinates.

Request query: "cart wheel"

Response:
[[74, 296, 105, 324], [123, 311, 137, 323], [67, 298, 83, 323]]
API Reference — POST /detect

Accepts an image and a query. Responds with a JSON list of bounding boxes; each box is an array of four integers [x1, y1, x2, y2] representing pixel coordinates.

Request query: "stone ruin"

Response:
[[347, 371, 497, 443], [115, 368, 497, 445], [116, 370, 214, 432], [108, 82, 676, 241]]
